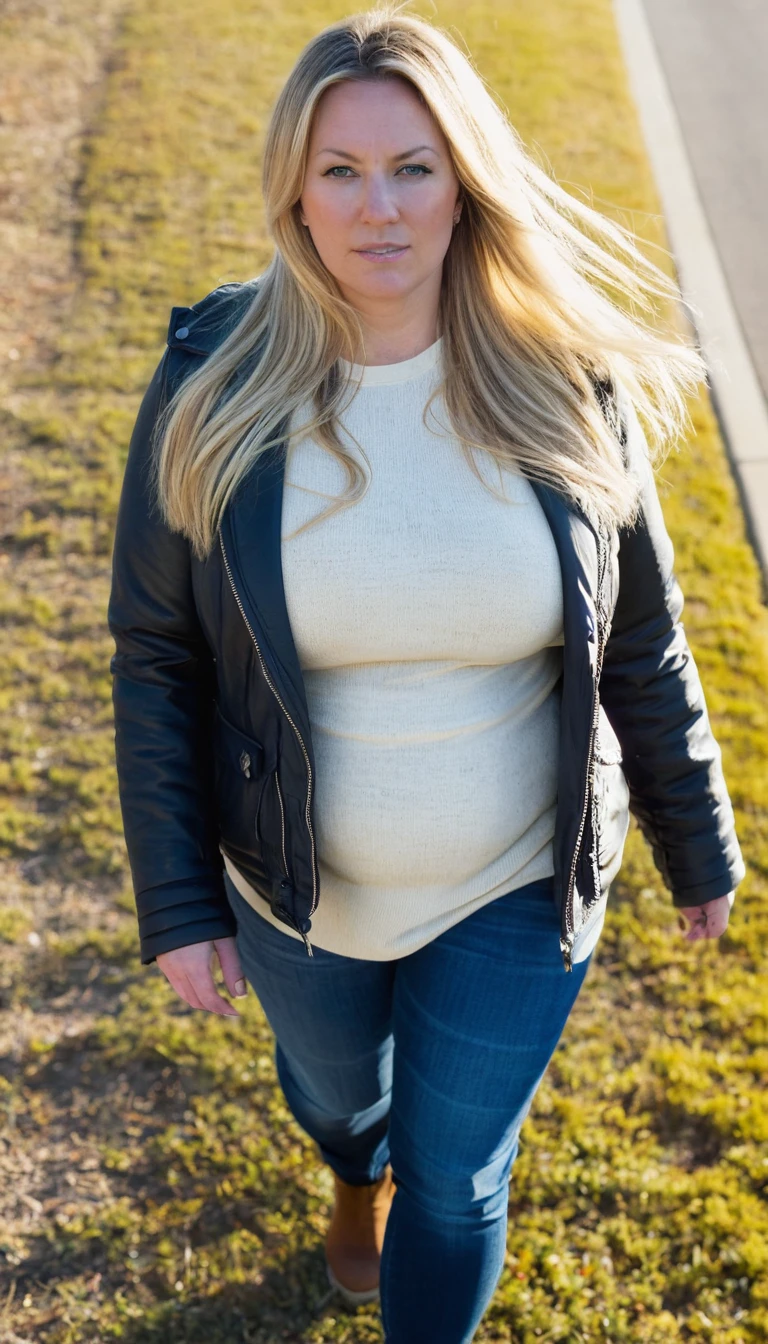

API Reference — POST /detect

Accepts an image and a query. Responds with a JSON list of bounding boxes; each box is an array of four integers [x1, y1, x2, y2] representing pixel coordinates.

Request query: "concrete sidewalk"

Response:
[[614, 0, 768, 597]]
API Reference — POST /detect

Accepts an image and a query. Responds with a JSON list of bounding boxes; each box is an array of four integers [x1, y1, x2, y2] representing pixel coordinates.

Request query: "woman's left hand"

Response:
[[677, 891, 735, 942]]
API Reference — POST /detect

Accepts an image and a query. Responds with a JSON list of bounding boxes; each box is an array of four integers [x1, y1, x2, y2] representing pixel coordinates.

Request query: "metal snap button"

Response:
[[239, 750, 251, 778], [174, 326, 190, 339]]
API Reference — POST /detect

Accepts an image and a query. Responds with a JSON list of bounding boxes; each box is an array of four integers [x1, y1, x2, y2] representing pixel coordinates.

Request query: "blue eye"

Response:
[[323, 164, 432, 178]]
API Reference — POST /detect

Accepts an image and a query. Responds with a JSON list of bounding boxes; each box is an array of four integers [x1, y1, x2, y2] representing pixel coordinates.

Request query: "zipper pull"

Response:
[[270, 879, 314, 957], [295, 917, 314, 957]]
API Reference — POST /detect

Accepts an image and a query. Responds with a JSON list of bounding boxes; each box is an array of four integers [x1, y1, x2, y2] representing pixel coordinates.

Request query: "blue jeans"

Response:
[[223, 871, 597, 1343]]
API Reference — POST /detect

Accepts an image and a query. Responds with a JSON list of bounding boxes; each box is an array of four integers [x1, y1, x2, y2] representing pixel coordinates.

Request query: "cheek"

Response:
[[416, 190, 458, 228], [307, 185, 351, 216], [308, 195, 359, 249]]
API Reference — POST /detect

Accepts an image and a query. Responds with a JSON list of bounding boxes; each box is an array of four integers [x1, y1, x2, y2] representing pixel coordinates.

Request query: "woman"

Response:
[[108, 5, 745, 1340]]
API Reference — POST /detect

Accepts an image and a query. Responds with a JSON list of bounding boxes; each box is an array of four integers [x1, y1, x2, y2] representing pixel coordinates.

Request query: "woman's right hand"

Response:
[[157, 936, 247, 1017]]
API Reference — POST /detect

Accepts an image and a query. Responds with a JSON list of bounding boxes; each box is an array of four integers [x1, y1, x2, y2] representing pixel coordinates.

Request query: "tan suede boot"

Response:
[[324, 1164, 397, 1305]]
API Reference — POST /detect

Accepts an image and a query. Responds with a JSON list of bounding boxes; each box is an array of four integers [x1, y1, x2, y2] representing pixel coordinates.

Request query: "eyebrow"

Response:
[[314, 144, 439, 162]]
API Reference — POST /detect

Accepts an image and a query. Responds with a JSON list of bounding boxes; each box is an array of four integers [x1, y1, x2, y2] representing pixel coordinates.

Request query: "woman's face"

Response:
[[298, 77, 462, 315]]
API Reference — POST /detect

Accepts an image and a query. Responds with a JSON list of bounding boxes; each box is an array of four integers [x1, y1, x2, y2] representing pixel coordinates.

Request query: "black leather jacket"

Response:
[[108, 281, 746, 974]]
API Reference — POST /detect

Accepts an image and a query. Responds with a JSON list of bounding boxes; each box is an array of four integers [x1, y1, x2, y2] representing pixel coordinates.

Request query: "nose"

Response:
[[358, 172, 400, 224]]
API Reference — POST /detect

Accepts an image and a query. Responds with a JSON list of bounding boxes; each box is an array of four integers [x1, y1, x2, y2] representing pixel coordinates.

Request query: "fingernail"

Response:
[[234, 979, 247, 997]]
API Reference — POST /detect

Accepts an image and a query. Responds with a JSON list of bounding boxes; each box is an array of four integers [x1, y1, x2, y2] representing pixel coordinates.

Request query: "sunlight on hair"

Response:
[[152, 0, 707, 562]]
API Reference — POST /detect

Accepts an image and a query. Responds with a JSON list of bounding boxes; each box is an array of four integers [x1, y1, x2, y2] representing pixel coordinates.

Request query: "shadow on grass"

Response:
[[5, 947, 379, 1343]]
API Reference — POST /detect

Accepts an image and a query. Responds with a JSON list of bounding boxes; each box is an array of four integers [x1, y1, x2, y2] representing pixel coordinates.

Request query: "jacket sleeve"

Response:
[[599, 387, 746, 908], [108, 345, 237, 964]]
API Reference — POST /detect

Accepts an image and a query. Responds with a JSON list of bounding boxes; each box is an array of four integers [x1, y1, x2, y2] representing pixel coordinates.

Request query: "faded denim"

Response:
[[224, 869, 597, 1343]]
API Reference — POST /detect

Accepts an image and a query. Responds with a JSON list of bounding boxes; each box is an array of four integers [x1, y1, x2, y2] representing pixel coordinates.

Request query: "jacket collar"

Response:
[[167, 282, 260, 357]]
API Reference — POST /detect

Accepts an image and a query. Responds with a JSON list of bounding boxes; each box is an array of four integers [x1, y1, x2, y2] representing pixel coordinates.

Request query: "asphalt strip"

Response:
[[613, 0, 768, 596]]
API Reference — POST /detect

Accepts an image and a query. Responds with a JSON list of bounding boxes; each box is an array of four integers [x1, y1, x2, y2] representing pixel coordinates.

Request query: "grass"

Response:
[[0, 0, 766, 1340]]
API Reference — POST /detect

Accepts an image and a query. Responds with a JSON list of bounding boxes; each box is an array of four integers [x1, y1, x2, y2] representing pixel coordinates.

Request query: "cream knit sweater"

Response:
[[222, 335, 572, 960]]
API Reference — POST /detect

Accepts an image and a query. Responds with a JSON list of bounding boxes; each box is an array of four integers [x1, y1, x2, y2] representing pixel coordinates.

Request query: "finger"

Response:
[[157, 963, 199, 1010], [678, 906, 708, 935], [197, 987, 241, 1017], [682, 907, 730, 941], [157, 944, 215, 1006], [215, 937, 248, 999], [703, 911, 730, 938], [685, 921, 724, 942], [190, 962, 240, 1018], [167, 979, 200, 1010], [179, 969, 209, 1011], [688, 910, 708, 941]]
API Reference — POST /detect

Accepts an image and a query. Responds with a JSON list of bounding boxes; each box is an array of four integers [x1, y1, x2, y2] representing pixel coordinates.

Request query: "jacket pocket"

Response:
[[212, 702, 272, 865], [255, 767, 292, 882]]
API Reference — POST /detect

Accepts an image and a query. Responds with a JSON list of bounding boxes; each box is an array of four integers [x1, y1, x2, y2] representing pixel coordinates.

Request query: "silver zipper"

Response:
[[219, 530, 318, 955], [561, 528, 609, 973]]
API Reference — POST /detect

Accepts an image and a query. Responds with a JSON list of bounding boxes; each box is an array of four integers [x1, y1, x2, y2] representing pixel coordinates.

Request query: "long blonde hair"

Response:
[[153, 0, 707, 562]]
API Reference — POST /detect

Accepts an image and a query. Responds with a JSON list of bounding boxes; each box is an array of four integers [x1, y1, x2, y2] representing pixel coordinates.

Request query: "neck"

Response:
[[340, 294, 441, 367]]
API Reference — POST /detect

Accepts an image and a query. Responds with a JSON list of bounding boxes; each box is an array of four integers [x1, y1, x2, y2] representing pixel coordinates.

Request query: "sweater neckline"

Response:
[[338, 336, 443, 387]]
